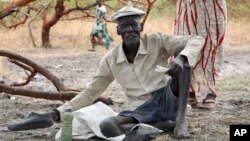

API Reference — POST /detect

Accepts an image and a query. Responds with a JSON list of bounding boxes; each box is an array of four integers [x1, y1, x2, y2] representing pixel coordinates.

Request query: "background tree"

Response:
[[1, 0, 248, 48], [0, 0, 156, 48]]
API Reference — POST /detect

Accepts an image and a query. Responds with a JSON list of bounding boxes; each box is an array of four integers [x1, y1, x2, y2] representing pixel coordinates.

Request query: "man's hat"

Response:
[[111, 1, 145, 23]]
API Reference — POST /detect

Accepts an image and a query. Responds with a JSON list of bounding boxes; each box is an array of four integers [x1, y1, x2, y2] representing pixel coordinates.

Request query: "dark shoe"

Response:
[[123, 123, 160, 141], [7, 112, 54, 131], [88, 49, 96, 51]]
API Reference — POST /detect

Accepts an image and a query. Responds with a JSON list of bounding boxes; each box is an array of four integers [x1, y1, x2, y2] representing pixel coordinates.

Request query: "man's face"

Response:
[[117, 16, 142, 47], [96, 0, 102, 5]]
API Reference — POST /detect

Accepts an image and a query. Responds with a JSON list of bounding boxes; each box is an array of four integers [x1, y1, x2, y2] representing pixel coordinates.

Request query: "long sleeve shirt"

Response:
[[57, 33, 204, 114]]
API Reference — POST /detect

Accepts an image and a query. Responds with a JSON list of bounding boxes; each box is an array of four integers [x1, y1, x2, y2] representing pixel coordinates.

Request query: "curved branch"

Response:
[[141, 0, 156, 26], [0, 50, 114, 104], [0, 11, 29, 29], [0, 50, 68, 92], [8, 59, 36, 86], [0, 0, 35, 19], [11, 71, 36, 87], [8, 58, 33, 72], [0, 84, 78, 100]]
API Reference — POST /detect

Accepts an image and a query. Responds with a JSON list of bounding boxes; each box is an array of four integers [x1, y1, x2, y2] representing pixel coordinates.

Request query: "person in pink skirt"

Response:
[[174, 0, 227, 109]]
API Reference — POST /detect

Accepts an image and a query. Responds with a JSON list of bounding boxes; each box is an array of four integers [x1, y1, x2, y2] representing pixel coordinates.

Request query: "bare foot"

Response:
[[174, 124, 190, 139]]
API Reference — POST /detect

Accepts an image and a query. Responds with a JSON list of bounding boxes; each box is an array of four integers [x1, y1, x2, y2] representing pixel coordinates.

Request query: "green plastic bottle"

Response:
[[61, 103, 73, 141]]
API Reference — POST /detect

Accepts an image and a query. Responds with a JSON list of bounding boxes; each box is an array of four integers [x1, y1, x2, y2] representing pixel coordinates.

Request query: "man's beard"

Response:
[[123, 37, 140, 47]]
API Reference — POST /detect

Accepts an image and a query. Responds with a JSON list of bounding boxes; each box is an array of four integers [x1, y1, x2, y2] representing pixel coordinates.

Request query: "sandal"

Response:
[[122, 123, 160, 141], [198, 93, 216, 109], [88, 49, 96, 51], [188, 92, 198, 107]]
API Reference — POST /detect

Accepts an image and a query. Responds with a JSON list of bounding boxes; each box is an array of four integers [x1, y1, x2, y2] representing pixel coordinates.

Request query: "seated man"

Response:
[[7, 2, 204, 140]]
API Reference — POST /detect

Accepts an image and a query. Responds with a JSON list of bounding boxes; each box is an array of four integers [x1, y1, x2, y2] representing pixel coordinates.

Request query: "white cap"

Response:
[[111, 1, 145, 23]]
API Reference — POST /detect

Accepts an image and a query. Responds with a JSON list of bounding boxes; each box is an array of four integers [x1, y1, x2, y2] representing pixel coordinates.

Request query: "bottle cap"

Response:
[[64, 102, 73, 112]]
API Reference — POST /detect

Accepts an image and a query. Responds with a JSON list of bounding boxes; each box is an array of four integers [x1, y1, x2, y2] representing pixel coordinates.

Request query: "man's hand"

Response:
[[93, 96, 114, 105], [165, 55, 187, 77], [50, 109, 61, 122]]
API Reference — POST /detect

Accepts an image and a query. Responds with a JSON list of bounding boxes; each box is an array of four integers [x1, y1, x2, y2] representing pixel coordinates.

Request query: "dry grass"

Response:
[[0, 17, 249, 50], [1, 17, 248, 88], [0, 58, 4, 75], [225, 18, 250, 46], [0, 58, 9, 78], [2, 17, 248, 77]]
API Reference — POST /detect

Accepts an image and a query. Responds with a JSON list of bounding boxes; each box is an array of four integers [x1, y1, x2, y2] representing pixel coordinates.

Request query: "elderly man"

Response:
[[8, 2, 204, 140]]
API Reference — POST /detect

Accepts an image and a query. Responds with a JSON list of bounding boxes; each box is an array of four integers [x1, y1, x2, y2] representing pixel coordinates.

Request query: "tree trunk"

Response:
[[41, 23, 52, 48], [41, 0, 64, 48]]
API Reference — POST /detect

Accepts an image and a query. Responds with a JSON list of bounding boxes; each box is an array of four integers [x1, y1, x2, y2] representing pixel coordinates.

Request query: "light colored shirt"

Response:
[[97, 5, 107, 13], [57, 33, 204, 114]]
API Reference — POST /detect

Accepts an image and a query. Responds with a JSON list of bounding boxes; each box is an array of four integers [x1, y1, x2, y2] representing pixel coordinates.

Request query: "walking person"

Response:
[[174, 0, 227, 109], [89, 0, 113, 51]]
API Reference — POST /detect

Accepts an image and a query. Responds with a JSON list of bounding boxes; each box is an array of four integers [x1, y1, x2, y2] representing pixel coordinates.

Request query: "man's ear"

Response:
[[140, 23, 144, 32], [117, 26, 121, 35]]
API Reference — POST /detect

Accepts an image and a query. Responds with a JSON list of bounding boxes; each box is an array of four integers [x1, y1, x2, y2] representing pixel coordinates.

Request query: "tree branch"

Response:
[[0, 83, 78, 100]]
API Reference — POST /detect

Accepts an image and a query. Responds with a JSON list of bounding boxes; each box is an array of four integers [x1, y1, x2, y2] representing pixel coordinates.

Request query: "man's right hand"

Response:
[[50, 109, 61, 122]]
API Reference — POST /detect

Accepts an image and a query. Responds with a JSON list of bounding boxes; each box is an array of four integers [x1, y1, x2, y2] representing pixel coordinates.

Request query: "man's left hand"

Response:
[[165, 55, 187, 77]]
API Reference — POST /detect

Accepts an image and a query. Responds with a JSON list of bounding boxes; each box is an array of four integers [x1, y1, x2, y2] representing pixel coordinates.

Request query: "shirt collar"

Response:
[[116, 39, 148, 64]]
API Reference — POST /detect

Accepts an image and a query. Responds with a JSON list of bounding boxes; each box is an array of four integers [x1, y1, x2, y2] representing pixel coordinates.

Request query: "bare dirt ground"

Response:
[[0, 45, 250, 141]]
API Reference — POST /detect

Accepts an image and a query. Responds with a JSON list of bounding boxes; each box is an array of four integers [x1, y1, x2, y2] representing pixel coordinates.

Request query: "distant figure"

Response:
[[174, 0, 227, 109], [89, 0, 113, 51]]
